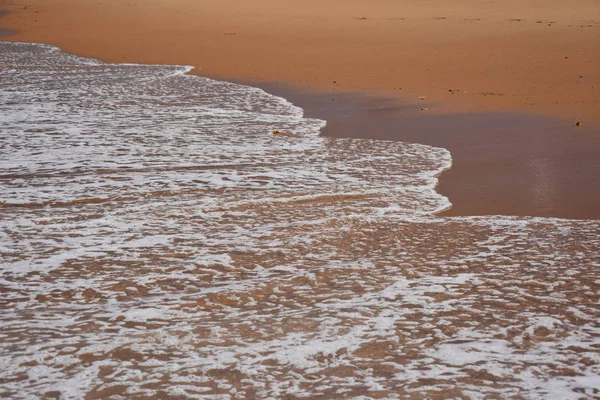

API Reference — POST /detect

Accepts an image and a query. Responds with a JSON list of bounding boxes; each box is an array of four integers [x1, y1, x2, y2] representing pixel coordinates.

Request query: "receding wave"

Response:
[[0, 42, 599, 399]]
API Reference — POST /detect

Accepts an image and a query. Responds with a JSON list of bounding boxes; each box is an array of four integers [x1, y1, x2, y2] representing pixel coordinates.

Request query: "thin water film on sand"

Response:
[[1, 42, 599, 399]]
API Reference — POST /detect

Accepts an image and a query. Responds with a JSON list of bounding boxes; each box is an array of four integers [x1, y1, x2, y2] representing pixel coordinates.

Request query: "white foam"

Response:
[[1, 41, 599, 399]]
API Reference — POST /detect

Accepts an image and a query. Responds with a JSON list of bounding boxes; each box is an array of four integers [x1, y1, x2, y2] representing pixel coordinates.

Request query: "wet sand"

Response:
[[0, 10, 15, 36], [252, 83, 600, 219]]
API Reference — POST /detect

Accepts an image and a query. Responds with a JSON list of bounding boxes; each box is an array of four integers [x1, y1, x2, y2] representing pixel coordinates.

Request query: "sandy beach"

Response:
[[1, 0, 599, 218], [1, 0, 599, 124], [247, 83, 600, 219], [2, 5, 600, 398]]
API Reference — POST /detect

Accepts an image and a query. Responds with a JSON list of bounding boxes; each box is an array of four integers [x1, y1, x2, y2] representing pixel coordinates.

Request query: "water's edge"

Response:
[[1, 41, 599, 400], [239, 81, 600, 220]]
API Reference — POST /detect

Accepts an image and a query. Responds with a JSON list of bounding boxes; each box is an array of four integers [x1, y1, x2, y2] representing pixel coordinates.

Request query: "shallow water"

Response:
[[1, 42, 599, 399]]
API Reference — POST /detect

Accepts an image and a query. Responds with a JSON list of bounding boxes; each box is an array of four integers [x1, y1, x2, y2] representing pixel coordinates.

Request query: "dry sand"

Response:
[[1, 0, 599, 124], [1, 0, 600, 218]]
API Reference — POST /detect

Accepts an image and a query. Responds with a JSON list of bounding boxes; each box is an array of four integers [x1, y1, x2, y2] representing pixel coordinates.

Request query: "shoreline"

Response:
[[0, 0, 598, 125], [1, 0, 600, 220], [2, 41, 600, 400], [248, 82, 600, 220], [2, 36, 599, 219]]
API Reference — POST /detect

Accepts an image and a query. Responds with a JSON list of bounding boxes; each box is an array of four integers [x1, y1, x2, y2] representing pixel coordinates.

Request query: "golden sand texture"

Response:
[[1, 0, 599, 125]]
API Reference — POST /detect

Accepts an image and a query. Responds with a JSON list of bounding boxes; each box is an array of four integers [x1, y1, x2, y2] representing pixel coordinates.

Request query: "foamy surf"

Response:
[[1, 41, 599, 399]]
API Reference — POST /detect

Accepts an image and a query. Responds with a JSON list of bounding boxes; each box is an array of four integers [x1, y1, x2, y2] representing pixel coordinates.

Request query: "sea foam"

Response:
[[1, 41, 599, 399]]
